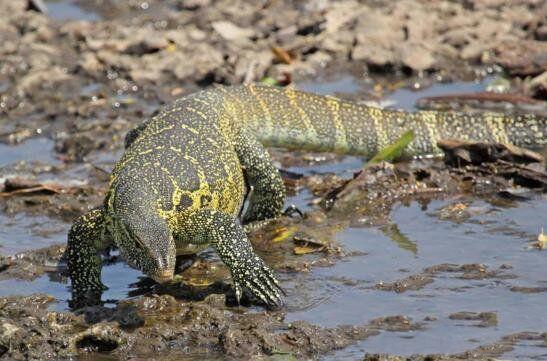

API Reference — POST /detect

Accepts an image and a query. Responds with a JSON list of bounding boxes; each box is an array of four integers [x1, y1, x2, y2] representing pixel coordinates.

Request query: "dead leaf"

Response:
[[437, 139, 544, 165], [271, 226, 298, 243], [496, 160, 547, 189], [0, 177, 81, 197], [271, 46, 293, 64], [293, 245, 324, 255]]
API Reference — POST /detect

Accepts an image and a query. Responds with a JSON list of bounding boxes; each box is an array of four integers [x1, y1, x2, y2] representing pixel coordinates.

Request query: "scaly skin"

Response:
[[67, 84, 546, 308]]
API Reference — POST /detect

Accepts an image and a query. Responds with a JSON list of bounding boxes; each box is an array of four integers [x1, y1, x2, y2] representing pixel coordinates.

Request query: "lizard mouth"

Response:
[[151, 269, 175, 283]]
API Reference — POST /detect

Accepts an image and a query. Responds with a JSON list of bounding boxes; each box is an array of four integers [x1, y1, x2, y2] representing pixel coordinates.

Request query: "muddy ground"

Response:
[[1, 156, 545, 360], [0, 0, 546, 360]]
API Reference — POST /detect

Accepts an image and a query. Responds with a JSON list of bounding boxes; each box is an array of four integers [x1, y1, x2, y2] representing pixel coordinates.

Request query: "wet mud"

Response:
[[0, 0, 546, 360]]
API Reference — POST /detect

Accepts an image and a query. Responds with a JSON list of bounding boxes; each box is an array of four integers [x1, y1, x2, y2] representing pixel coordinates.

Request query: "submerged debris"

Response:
[[449, 311, 498, 328], [437, 139, 544, 166], [438, 139, 547, 190]]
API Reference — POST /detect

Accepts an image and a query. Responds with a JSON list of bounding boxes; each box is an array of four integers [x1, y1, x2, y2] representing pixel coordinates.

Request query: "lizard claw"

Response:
[[234, 282, 243, 305], [231, 255, 284, 308]]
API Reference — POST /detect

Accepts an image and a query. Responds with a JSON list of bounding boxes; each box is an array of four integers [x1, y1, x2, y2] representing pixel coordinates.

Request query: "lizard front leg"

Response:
[[66, 207, 112, 308], [181, 208, 284, 308]]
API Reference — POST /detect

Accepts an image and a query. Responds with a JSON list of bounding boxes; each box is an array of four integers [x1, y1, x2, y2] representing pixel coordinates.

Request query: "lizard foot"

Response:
[[231, 254, 285, 309]]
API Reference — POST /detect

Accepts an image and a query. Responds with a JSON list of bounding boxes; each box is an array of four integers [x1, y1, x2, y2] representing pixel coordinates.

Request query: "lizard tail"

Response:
[[221, 85, 546, 157]]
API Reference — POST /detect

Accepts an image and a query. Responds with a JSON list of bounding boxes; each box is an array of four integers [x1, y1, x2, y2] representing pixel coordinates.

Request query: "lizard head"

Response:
[[116, 215, 177, 284]]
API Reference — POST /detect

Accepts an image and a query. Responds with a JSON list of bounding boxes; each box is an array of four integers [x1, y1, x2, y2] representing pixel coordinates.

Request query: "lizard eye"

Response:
[[123, 222, 145, 250]]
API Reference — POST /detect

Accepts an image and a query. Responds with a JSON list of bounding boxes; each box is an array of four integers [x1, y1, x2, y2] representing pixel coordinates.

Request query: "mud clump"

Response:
[[375, 274, 434, 293], [449, 311, 498, 328], [509, 286, 547, 293], [374, 263, 517, 294], [311, 150, 545, 228], [363, 332, 547, 360], [369, 315, 422, 332], [423, 263, 517, 281], [0, 292, 417, 360], [0, 244, 66, 281]]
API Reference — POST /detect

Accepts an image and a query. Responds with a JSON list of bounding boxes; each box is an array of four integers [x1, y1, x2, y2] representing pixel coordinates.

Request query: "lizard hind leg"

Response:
[[182, 208, 284, 308], [234, 130, 286, 225]]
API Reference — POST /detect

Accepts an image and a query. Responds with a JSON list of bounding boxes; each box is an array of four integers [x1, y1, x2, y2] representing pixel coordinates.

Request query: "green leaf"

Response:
[[367, 129, 415, 166], [260, 76, 279, 86]]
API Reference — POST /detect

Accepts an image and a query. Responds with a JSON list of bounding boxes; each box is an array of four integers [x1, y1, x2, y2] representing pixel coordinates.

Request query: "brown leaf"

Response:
[[271, 46, 293, 64]]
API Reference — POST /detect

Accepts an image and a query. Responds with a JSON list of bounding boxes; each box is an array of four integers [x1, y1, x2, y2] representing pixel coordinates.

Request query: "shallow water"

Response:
[[0, 137, 58, 167], [0, 75, 545, 358], [289, 197, 546, 357], [44, 0, 102, 21], [0, 213, 69, 255], [297, 74, 493, 111]]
